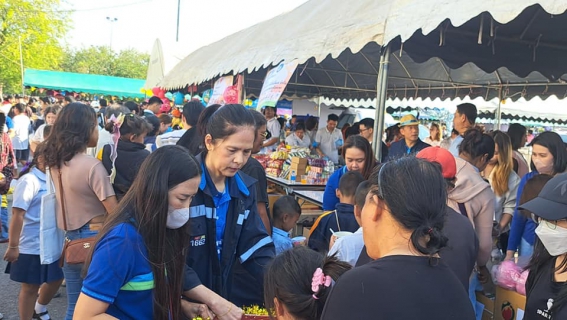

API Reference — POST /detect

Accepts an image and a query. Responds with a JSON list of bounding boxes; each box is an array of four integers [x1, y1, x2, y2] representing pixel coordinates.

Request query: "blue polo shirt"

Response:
[[388, 138, 430, 160], [272, 227, 292, 255], [82, 223, 154, 319], [200, 164, 231, 260]]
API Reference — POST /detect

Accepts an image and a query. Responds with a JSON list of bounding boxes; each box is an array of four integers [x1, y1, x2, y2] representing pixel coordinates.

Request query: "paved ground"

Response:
[[0, 193, 67, 320]]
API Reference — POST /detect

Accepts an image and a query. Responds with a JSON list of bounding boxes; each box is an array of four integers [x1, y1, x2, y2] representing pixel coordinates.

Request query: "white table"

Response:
[[293, 190, 324, 207], [267, 175, 326, 194]]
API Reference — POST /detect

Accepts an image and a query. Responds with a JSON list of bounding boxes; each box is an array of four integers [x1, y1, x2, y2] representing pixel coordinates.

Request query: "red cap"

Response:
[[416, 147, 456, 179]]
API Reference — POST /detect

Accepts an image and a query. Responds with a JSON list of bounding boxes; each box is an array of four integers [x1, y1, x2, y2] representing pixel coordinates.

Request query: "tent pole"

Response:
[[373, 45, 391, 161], [496, 88, 503, 130]]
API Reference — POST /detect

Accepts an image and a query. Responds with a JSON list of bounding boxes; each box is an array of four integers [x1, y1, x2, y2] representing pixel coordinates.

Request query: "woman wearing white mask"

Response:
[[506, 132, 567, 260], [523, 173, 567, 319], [74, 146, 211, 320]]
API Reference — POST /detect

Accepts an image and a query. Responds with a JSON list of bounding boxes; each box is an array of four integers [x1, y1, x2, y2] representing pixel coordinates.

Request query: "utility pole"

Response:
[[176, 0, 181, 42], [106, 17, 118, 50]]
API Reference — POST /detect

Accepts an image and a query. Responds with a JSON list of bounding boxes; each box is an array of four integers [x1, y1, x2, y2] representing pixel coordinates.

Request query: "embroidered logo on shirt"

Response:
[[190, 235, 206, 247]]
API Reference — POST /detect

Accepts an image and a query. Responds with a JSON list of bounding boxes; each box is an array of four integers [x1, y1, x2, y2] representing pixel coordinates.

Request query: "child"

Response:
[[272, 196, 302, 255], [308, 171, 364, 252], [3, 145, 63, 320], [101, 113, 152, 199], [264, 246, 351, 320], [328, 181, 371, 266]]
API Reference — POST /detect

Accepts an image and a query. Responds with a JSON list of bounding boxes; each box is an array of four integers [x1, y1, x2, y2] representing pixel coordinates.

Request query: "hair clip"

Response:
[[311, 268, 333, 300]]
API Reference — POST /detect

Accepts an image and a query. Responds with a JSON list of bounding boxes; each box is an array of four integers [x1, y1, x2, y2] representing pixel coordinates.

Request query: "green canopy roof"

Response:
[[24, 69, 146, 98]]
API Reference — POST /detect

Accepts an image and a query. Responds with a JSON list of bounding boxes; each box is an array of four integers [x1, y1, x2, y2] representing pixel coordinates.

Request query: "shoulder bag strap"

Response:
[[56, 168, 68, 231]]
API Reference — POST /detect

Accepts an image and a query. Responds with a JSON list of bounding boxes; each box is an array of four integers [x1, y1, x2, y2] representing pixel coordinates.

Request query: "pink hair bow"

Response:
[[311, 268, 332, 299]]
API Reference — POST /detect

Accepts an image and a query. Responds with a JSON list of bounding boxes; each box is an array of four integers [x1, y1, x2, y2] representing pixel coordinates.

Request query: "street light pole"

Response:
[[106, 17, 118, 50]]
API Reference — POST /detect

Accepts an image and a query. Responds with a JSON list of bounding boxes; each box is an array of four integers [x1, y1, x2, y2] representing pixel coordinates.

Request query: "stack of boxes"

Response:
[[288, 157, 308, 181]]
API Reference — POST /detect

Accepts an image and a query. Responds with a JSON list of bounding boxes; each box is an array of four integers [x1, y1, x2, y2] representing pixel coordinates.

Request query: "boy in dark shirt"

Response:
[[308, 171, 364, 252]]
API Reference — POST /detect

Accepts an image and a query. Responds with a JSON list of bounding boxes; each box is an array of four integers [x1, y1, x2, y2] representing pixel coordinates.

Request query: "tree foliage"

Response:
[[60, 46, 150, 80], [0, 0, 69, 93]]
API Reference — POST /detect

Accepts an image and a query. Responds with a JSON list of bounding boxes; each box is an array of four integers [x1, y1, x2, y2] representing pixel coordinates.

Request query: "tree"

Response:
[[60, 46, 150, 80], [0, 0, 69, 94]]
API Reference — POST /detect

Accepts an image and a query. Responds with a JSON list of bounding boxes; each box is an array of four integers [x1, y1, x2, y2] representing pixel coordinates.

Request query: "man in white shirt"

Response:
[[285, 122, 310, 148], [315, 114, 342, 164], [261, 106, 281, 153], [11, 103, 31, 166], [156, 100, 205, 148], [328, 181, 371, 266], [447, 103, 477, 156]]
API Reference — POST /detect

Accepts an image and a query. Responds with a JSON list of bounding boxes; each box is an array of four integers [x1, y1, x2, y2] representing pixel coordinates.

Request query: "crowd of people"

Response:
[[0, 94, 565, 320]]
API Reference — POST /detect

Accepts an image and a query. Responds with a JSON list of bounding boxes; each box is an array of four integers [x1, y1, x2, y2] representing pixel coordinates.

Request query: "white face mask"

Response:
[[533, 158, 554, 175], [166, 206, 190, 229], [535, 222, 567, 256]]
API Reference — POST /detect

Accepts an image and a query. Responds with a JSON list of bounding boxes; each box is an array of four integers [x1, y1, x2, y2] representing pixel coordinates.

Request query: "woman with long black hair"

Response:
[[74, 146, 204, 319], [43, 102, 118, 320], [522, 173, 567, 319]]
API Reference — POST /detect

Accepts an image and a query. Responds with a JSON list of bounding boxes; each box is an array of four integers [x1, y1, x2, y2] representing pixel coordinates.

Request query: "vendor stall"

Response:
[[293, 190, 324, 207]]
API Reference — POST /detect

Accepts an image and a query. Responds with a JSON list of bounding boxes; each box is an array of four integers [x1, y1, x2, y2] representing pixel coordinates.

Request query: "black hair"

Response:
[[3, 95, 11, 102], [145, 114, 160, 137], [148, 96, 163, 106], [197, 104, 255, 155], [385, 124, 400, 142], [294, 121, 306, 131], [338, 171, 365, 198], [355, 180, 372, 209], [291, 115, 296, 118], [327, 114, 339, 122], [64, 96, 75, 103], [158, 113, 172, 125], [43, 106, 60, 117], [507, 123, 527, 151], [277, 117, 286, 129], [305, 116, 318, 131], [528, 129, 533, 134], [124, 101, 140, 114], [105, 105, 130, 120], [342, 135, 375, 179], [372, 157, 448, 256], [451, 129, 459, 135], [0, 112, 6, 135], [345, 126, 360, 139], [39, 97, 50, 104], [529, 131, 567, 174], [13, 103, 25, 113], [249, 110, 267, 131], [456, 103, 477, 125], [182, 100, 205, 127], [518, 174, 554, 219], [20, 143, 46, 178], [99, 99, 108, 107], [104, 113, 152, 139], [458, 128, 495, 162], [272, 195, 301, 221], [264, 247, 351, 320], [43, 102, 97, 168], [85, 145, 200, 320], [359, 118, 374, 129]]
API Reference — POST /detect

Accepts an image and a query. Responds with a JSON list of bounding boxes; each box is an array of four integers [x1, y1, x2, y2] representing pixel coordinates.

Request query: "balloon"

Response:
[[223, 85, 239, 104], [184, 94, 191, 101], [152, 87, 161, 96], [174, 92, 185, 105], [30, 87, 36, 92], [38, 88, 45, 93], [165, 92, 173, 100], [140, 88, 146, 93]]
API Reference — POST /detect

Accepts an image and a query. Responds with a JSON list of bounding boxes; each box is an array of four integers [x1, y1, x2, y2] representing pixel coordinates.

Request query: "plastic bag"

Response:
[[496, 260, 522, 290], [516, 269, 529, 296]]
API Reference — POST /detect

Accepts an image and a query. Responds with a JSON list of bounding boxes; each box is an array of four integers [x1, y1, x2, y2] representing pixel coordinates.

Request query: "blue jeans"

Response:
[[0, 207, 8, 239], [63, 224, 98, 320]]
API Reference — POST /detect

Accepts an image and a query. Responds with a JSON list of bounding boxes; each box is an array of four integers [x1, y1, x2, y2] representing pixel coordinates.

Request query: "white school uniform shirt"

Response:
[[328, 227, 364, 267], [315, 127, 342, 164], [285, 132, 311, 148], [12, 114, 31, 150], [261, 117, 281, 154], [12, 168, 47, 255]]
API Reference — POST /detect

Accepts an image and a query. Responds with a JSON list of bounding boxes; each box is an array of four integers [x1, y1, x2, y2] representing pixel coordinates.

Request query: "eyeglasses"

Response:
[[531, 213, 565, 230], [260, 131, 268, 138]]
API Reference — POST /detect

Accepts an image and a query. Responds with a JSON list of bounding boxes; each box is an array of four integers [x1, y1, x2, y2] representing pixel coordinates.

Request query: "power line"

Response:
[[14, 0, 153, 13]]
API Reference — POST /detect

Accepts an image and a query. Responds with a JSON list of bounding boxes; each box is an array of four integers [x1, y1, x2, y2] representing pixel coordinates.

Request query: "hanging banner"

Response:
[[257, 60, 299, 110], [207, 75, 234, 106]]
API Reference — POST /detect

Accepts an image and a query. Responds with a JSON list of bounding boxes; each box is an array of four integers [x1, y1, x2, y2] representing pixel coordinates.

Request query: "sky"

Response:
[[64, 0, 308, 67]]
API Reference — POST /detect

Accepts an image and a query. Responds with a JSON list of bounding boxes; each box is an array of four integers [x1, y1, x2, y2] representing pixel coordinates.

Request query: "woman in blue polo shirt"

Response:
[[322, 135, 375, 210], [74, 146, 203, 320]]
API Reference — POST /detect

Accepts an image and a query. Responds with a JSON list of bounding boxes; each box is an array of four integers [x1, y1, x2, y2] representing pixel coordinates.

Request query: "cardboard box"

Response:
[[476, 292, 495, 320], [291, 157, 308, 165], [494, 287, 526, 320]]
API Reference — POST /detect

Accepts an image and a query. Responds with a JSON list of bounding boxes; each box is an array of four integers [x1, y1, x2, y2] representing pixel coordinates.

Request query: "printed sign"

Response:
[[207, 76, 234, 106], [257, 60, 299, 110]]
